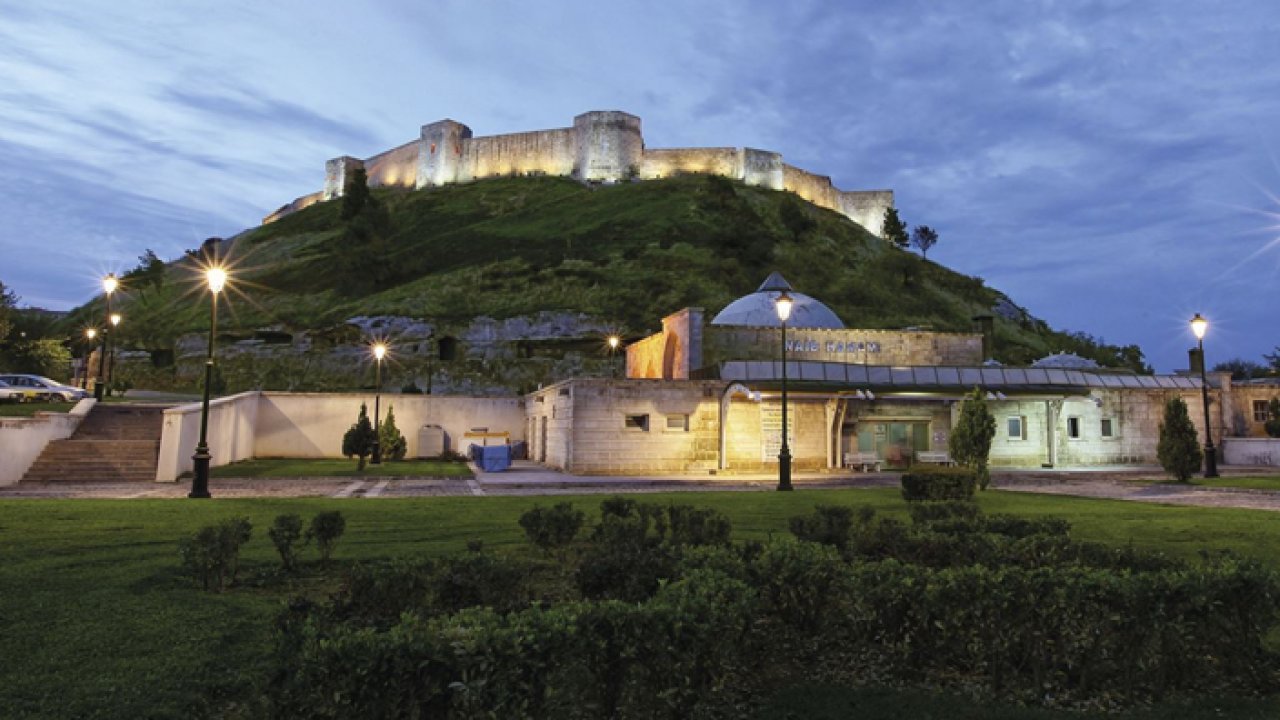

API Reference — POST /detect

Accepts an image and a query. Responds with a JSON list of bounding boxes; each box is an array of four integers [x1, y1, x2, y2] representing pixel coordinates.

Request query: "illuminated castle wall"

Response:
[[264, 110, 893, 235]]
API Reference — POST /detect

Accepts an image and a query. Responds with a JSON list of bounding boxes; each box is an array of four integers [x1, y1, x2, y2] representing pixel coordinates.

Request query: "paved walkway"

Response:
[[4, 461, 1280, 512]]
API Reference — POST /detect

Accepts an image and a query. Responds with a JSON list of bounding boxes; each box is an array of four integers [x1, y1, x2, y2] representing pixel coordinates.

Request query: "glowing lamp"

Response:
[[110, 313, 122, 327], [85, 328, 97, 339], [206, 267, 228, 294], [774, 291, 794, 323], [102, 274, 118, 295], [1190, 313, 1207, 340], [373, 343, 388, 360], [608, 335, 620, 350]]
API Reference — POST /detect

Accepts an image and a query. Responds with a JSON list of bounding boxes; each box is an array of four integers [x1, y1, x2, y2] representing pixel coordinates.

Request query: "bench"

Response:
[[844, 451, 882, 472], [914, 451, 953, 466]]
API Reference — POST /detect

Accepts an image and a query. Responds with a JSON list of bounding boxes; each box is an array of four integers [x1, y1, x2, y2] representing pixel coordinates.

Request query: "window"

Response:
[[625, 414, 649, 431], [1100, 418, 1114, 438], [1067, 416, 1081, 439], [1255, 400, 1270, 423], [438, 337, 458, 362], [665, 414, 690, 431], [1007, 416, 1025, 440]]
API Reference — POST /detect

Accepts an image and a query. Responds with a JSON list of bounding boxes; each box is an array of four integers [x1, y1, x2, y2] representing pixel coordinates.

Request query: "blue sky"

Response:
[[1, 1, 1277, 371]]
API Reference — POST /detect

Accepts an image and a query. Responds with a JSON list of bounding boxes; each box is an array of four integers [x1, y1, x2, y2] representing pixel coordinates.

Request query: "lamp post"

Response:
[[371, 342, 387, 465], [82, 328, 97, 389], [775, 291, 794, 491], [94, 274, 118, 400], [107, 312, 121, 395], [1190, 313, 1219, 478], [190, 266, 227, 499], [607, 335, 621, 378]]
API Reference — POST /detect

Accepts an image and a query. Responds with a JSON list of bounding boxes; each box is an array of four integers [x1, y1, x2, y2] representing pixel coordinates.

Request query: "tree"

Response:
[[378, 404, 407, 461], [949, 388, 997, 489], [881, 207, 909, 249], [1213, 358, 1267, 381], [1266, 347, 1280, 375], [306, 511, 346, 569], [1157, 396, 1202, 482], [6, 338, 72, 380], [341, 168, 370, 221], [911, 225, 939, 259], [1265, 398, 1280, 439], [0, 280, 16, 344], [122, 250, 166, 296], [341, 403, 377, 470]]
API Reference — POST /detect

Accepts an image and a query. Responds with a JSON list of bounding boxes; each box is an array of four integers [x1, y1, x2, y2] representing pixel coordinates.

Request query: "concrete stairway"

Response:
[[22, 404, 168, 483]]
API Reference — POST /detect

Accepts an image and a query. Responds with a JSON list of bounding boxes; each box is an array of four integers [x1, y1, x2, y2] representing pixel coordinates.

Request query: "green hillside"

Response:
[[64, 174, 1147, 392]]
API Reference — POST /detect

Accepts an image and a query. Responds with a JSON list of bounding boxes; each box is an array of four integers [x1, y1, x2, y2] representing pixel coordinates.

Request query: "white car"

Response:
[[0, 379, 29, 403], [0, 374, 89, 402]]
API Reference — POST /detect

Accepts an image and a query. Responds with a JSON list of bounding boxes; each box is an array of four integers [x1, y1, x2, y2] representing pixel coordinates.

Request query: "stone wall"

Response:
[[458, 128, 577, 182], [526, 381, 576, 470], [263, 191, 323, 225], [266, 110, 892, 236], [626, 333, 667, 380], [0, 399, 92, 486], [364, 139, 420, 188], [1223, 438, 1280, 466], [641, 148, 741, 179], [704, 326, 984, 367], [1225, 384, 1280, 437]]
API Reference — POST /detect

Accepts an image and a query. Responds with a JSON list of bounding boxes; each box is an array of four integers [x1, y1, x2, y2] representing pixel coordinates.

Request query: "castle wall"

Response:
[[704, 326, 984, 367], [456, 128, 577, 182], [640, 148, 741, 179], [363, 139, 419, 188], [782, 164, 841, 214], [270, 111, 893, 236], [263, 191, 323, 224]]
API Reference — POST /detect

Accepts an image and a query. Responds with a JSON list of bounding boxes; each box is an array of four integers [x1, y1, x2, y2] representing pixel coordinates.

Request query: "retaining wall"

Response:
[[1223, 437, 1280, 467], [0, 399, 94, 486]]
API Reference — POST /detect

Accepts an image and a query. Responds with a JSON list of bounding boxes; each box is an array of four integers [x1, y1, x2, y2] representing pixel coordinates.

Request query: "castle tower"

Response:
[[416, 119, 473, 188], [572, 111, 643, 182], [323, 156, 365, 200]]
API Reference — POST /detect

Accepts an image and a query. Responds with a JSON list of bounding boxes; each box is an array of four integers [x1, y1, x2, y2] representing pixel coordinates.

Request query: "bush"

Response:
[[178, 516, 252, 591], [429, 551, 533, 614], [341, 403, 376, 470], [907, 499, 981, 526], [268, 514, 304, 572], [307, 511, 346, 569], [1157, 396, 1202, 482], [901, 466, 977, 502], [378, 404, 407, 461], [789, 504, 856, 550], [1265, 397, 1280, 439], [519, 502, 586, 553]]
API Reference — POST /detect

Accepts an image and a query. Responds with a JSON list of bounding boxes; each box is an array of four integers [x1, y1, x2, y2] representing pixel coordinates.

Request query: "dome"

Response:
[[1031, 352, 1100, 369], [710, 272, 845, 329]]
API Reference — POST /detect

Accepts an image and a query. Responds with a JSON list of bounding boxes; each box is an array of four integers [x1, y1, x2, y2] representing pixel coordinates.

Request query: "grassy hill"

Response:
[[62, 174, 1148, 391]]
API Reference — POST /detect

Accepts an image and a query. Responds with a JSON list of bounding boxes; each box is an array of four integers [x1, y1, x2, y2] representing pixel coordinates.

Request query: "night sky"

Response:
[[1, 1, 1277, 372]]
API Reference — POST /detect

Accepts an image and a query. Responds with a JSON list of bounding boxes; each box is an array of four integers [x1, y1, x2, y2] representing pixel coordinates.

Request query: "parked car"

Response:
[[0, 379, 31, 403], [0, 374, 89, 402]]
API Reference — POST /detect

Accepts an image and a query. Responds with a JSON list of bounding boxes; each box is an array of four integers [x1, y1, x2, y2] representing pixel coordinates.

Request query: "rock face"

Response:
[[118, 312, 622, 396]]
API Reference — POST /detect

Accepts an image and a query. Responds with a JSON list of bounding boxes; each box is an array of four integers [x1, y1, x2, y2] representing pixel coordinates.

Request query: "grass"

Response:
[[210, 457, 471, 478], [1188, 476, 1280, 491], [0, 401, 76, 417], [2, 488, 1279, 718]]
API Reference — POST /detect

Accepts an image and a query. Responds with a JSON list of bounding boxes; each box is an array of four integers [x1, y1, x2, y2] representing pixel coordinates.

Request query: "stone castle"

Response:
[[264, 110, 893, 235]]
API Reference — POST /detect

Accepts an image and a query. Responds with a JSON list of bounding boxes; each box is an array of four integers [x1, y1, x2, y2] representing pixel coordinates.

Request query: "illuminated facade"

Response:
[[524, 274, 1257, 475], [264, 111, 894, 235]]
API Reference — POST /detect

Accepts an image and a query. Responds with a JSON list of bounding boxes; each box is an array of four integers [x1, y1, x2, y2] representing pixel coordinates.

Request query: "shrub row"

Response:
[[900, 466, 977, 501]]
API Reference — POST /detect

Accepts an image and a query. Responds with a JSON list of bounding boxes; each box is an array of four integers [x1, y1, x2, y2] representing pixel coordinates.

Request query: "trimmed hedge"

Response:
[[900, 466, 977, 501]]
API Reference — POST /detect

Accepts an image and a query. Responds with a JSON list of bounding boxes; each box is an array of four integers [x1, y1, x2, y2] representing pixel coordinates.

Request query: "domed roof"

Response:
[[1031, 352, 1100, 369], [710, 272, 845, 329]]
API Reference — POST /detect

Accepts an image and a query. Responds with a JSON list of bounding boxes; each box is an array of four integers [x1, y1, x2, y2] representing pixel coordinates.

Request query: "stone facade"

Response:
[[265, 110, 893, 234]]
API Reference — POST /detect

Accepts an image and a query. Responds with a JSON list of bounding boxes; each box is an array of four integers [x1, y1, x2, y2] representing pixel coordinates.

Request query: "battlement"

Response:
[[264, 110, 893, 235]]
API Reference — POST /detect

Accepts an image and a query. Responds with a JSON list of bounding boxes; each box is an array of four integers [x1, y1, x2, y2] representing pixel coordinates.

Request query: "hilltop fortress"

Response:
[[265, 110, 893, 235]]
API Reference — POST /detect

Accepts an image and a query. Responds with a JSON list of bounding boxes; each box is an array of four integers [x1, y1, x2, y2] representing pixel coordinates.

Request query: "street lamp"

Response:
[[775, 291, 794, 491], [1190, 313, 1219, 478], [94, 274, 118, 400], [107, 312, 122, 396], [607, 335, 621, 377], [82, 328, 97, 389], [371, 342, 387, 465], [190, 266, 227, 499]]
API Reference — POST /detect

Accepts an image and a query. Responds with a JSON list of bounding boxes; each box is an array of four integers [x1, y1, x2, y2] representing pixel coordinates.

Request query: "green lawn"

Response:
[[0, 401, 76, 417], [210, 457, 471, 478], [1, 489, 1278, 719], [1187, 476, 1280, 491]]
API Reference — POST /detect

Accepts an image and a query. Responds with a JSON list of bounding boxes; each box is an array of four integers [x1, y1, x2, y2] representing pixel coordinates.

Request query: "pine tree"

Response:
[[949, 387, 997, 489], [379, 404, 407, 461], [340, 168, 370, 220], [882, 207, 909, 249], [342, 402, 377, 470], [1157, 396, 1202, 482]]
